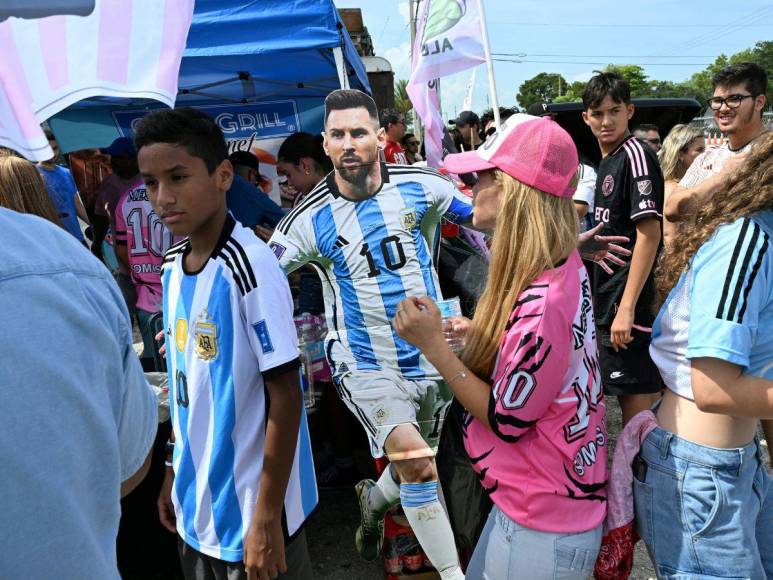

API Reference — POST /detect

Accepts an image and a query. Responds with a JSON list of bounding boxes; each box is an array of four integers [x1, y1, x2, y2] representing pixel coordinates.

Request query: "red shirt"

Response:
[[384, 140, 409, 165]]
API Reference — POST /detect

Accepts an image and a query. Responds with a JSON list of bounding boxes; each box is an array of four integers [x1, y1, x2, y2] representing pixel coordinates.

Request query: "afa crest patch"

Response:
[[400, 207, 417, 230], [194, 309, 218, 362]]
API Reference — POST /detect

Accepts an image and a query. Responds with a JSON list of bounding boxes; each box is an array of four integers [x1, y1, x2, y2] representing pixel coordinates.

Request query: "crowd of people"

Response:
[[0, 59, 770, 580]]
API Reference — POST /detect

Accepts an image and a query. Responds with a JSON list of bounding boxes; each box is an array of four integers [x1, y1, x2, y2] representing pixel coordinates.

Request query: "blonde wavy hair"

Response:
[[656, 131, 773, 303], [658, 124, 705, 182], [462, 170, 579, 380], [0, 155, 62, 226]]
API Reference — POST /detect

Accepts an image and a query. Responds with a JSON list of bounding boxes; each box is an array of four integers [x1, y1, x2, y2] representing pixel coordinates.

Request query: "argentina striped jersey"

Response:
[[268, 163, 473, 380], [651, 211, 773, 400], [162, 215, 317, 562]]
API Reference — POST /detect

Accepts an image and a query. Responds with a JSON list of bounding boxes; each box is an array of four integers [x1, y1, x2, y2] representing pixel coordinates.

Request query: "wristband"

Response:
[[164, 460, 173, 468], [447, 369, 468, 385]]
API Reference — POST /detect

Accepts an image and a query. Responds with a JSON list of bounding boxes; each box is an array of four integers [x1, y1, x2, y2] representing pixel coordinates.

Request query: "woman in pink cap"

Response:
[[393, 114, 608, 579]]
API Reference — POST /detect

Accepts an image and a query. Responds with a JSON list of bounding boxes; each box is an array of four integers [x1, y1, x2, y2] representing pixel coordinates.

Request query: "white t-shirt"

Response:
[[679, 141, 752, 188]]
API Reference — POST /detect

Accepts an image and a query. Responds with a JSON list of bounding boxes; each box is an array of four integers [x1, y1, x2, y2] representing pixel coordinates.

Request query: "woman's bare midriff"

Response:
[[656, 388, 759, 448]]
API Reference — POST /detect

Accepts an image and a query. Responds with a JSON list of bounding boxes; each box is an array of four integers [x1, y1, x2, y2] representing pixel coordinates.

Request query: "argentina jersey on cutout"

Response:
[[269, 163, 473, 380], [162, 215, 317, 562]]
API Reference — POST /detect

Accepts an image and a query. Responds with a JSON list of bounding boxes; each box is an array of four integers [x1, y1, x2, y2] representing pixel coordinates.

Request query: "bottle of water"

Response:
[[436, 297, 464, 352], [296, 315, 316, 409]]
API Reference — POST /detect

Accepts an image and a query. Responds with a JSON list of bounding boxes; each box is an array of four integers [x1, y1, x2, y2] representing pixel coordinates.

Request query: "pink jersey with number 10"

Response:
[[114, 184, 181, 313], [463, 250, 607, 533]]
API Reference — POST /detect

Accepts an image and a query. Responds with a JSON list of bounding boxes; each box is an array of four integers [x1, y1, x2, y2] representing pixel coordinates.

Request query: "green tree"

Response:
[[553, 80, 587, 103], [730, 41, 773, 106], [516, 72, 568, 109], [604, 64, 650, 96], [394, 79, 414, 126]]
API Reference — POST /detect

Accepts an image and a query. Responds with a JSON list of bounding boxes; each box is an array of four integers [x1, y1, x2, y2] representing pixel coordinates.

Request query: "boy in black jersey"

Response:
[[582, 72, 663, 424]]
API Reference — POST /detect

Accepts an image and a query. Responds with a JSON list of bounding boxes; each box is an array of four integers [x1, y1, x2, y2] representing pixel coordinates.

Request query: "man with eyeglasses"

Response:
[[665, 62, 768, 223], [664, 61, 772, 465], [381, 109, 409, 164], [633, 123, 662, 153]]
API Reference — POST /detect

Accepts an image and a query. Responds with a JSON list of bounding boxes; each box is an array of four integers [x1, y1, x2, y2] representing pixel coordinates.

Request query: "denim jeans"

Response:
[[135, 308, 156, 361], [465, 504, 601, 579], [633, 427, 772, 579]]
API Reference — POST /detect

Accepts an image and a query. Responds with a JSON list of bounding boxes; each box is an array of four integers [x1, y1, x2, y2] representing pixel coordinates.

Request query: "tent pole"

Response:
[[333, 47, 350, 89]]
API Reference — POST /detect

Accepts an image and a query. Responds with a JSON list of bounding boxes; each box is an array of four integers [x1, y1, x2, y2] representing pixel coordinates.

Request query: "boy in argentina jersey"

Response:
[[114, 183, 181, 361], [136, 108, 315, 580], [582, 71, 664, 425], [268, 90, 472, 579]]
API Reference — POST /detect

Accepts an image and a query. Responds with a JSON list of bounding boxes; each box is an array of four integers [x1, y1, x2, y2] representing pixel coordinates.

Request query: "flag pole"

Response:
[[477, 0, 500, 129]]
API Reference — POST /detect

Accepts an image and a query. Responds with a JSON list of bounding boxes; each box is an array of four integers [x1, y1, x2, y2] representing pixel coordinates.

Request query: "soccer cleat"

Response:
[[354, 479, 385, 561]]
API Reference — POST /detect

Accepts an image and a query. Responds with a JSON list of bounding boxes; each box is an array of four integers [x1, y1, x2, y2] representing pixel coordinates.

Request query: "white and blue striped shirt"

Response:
[[269, 163, 473, 381], [162, 215, 317, 562]]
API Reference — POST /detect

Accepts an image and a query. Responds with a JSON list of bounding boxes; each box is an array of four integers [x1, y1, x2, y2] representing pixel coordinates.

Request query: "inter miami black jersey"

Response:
[[593, 135, 664, 328]]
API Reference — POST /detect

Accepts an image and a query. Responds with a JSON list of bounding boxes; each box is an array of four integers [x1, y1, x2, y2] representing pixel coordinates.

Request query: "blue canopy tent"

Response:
[[49, 0, 370, 151]]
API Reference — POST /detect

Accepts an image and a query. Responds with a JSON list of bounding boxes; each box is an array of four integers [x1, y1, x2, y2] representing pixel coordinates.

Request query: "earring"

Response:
[[305, 170, 310, 175]]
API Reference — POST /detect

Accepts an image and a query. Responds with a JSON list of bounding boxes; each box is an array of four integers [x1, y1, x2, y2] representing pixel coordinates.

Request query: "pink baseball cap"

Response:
[[444, 114, 579, 198]]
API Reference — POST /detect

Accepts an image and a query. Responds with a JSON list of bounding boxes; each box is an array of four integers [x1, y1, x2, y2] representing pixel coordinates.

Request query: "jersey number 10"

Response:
[[359, 235, 407, 277]]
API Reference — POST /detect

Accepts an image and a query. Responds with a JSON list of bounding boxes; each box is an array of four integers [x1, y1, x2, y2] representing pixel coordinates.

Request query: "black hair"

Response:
[[133, 107, 228, 174], [277, 132, 333, 174], [712, 62, 768, 99], [582, 71, 631, 110], [479, 107, 518, 138], [400, 133, 418, 147], [44, 128, 55, 141], [324, 89, 379, 127], [634, 123, 660, 133], [380, 108, 404, 129]]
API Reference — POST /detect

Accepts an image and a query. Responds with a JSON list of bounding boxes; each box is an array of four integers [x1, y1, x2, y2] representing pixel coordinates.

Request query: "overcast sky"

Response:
[[334, 0, 773, 118]]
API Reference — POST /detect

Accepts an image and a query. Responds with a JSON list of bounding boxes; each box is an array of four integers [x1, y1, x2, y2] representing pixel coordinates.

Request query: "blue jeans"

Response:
[[465, 504, 601, 579], [135, 308, 156, 361], [634, 427, 772, 579]]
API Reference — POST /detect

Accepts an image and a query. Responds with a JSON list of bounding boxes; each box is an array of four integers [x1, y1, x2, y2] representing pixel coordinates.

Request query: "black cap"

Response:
[[527, 102, 552, 117], [229, 151, 261, 173], [451, 110, 479, 127]]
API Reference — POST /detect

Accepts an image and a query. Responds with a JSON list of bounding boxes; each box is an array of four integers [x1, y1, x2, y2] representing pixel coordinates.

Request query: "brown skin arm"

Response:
[[692, 357, 773, 418], [574, 202, 589, 221], [115, 242, 129, 271], [610, 218, 661, 350], [244, 367, 302, 580]]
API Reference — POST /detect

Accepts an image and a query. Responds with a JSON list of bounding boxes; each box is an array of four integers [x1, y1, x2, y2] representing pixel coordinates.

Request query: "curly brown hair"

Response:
[[656, 131, 773, 304]]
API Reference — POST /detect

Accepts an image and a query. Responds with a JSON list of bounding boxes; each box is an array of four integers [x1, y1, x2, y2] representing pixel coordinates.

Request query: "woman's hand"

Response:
[[446, 316, 472, 343], [579, 223, 632, 275], [392, 296, 449, 359]]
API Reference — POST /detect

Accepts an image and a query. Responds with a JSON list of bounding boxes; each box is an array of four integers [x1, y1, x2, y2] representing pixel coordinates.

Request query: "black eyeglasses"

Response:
[[642, 137, 661, 146], [708, 94, 756, 111]]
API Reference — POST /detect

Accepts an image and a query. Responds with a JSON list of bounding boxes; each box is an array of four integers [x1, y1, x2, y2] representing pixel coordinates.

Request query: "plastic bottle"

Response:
[[296, 315, 316, 409]]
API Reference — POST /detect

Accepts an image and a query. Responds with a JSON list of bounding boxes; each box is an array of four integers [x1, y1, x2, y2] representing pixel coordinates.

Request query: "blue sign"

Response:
[[113, 100, 301, 146]]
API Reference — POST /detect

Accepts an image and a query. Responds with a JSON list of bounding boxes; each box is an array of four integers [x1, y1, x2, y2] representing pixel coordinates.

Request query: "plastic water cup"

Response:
[[436, 297, 464, 352]]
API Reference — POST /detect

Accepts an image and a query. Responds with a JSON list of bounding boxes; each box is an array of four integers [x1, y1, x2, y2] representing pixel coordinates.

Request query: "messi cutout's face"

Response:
[[323, 107, 386, 189], [138, 143, 232, 237]]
